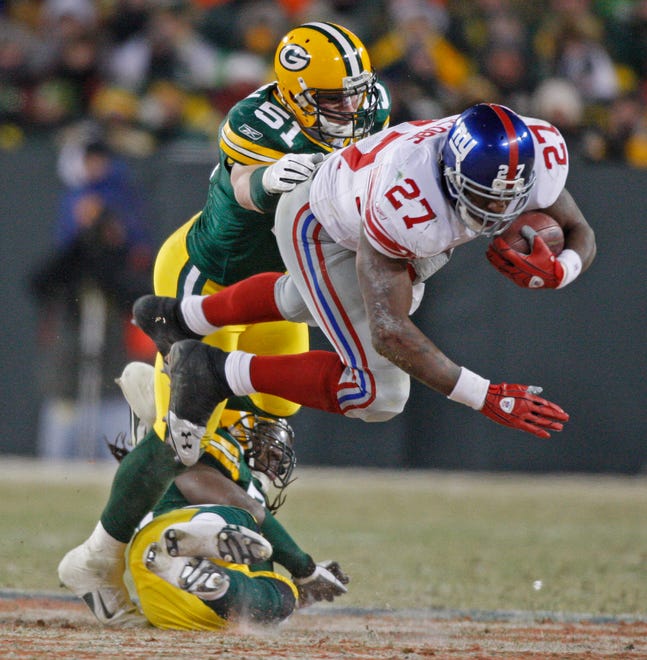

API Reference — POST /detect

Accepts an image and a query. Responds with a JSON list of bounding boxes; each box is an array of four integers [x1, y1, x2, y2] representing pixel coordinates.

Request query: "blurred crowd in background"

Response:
[[5, 0, 645, 459], [0, 0, 646, 167]]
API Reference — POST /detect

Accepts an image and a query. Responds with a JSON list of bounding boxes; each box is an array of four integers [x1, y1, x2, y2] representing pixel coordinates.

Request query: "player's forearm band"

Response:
[[556, 249, 582, 289], [447, 367, 490, 410], [250, 167, 280, 213]]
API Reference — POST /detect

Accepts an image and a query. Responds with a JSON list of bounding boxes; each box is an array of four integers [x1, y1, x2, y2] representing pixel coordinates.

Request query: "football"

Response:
[[498, 211, 564, 255]]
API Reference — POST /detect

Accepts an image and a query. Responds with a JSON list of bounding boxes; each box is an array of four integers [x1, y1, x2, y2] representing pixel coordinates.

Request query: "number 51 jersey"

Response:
[[187, 81, 391, 287], [308, 115, 569, 260]]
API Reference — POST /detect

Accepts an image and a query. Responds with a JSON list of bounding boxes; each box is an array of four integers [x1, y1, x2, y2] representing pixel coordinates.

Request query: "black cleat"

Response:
[[165, 340, 234, 466], [132, 295, 201, 357]]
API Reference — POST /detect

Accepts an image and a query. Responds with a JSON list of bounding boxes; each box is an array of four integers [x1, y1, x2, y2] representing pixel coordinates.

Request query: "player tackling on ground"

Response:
[[115, 362, 347, 629]]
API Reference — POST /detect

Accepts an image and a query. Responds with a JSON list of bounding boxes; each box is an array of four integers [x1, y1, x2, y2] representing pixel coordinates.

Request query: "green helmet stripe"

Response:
[[303, 22, 364, 77]]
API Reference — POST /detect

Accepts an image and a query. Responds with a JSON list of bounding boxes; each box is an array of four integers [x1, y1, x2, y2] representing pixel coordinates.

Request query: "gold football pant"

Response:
[[128, 505, 297, 630], [151, 215, 309, 442]]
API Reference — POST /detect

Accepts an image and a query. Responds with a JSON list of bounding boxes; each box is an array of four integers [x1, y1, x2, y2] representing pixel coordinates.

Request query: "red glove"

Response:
[[480, 383, 569, 439], [486, 227, 564, 289]]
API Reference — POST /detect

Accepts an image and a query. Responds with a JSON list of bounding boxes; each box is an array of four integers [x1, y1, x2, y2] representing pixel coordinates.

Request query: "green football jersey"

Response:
[[152, 427, 264, 516], [185, 81, 391, 286]]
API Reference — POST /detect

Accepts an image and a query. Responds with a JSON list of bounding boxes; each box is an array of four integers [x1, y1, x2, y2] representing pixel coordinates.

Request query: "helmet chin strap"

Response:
[[319, 114, 353, 138], [457, 201, 485, 235], [251, 469, 271, 494], [300, 124, 344, 148], [456, 200, 512, 237]]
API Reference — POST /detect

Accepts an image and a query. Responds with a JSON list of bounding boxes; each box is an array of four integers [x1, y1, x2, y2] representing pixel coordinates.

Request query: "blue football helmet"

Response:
[[442, 103, 536, 236]]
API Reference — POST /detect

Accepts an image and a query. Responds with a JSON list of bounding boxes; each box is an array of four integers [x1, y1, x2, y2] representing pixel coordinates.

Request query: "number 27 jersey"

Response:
[[308, 115, 569, 260]]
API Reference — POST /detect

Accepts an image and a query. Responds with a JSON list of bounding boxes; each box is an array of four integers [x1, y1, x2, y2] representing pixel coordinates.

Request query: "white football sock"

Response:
[[87, 521, 126, 556], [179, 295, 220, 336], [224, 350, 256, 396]]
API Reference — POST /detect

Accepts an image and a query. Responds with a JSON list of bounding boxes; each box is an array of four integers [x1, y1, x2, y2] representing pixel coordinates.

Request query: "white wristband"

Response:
[[556, 249, 582, 289], [447, 367, 490, 410]]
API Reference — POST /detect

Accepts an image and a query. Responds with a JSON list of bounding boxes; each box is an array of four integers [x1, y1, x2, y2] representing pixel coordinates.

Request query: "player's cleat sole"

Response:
[[132, 295, 201, 357], [164, 411, 205, 467], [165, 340, 233, 466], [162, 520, 272, 565], [58, 543, 147, 627], [145, 543, 230, 601]]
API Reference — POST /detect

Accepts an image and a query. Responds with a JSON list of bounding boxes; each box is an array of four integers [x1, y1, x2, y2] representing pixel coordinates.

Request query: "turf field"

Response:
[[1, 458, 646, 658]]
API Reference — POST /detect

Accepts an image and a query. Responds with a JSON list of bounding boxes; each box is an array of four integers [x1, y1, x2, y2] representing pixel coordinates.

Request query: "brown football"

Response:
[[498, 211, 564, 255]]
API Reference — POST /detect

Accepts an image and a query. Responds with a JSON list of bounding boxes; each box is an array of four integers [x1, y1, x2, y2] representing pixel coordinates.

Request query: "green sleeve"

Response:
[[260, 512, 315, 578]]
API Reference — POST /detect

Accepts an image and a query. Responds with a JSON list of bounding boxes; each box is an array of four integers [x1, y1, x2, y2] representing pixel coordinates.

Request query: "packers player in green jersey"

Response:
[[146, 20, 391, 468], [58, 21, 388, 626], [107, 362, 348, 630]]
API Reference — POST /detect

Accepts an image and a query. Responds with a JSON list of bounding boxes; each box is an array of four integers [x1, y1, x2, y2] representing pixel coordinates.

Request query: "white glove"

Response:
[[262, 153, 324, 194], [292, 560, 349, 608]]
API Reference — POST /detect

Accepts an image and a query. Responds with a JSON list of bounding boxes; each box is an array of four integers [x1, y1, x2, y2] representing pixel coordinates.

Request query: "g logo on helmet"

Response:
[[279, 44, 311, 71]]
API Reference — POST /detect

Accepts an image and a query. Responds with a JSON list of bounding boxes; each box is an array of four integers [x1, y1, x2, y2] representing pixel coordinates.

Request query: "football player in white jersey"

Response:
[[135, 103, 596, 442]]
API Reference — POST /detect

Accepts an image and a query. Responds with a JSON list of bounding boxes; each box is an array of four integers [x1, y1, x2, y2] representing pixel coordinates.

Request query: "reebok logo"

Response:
[[239, 123, 263, 141]]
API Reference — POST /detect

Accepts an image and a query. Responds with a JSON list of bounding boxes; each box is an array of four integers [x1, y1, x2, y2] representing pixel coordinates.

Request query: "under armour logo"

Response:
[[181, 431, 193, 450]]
